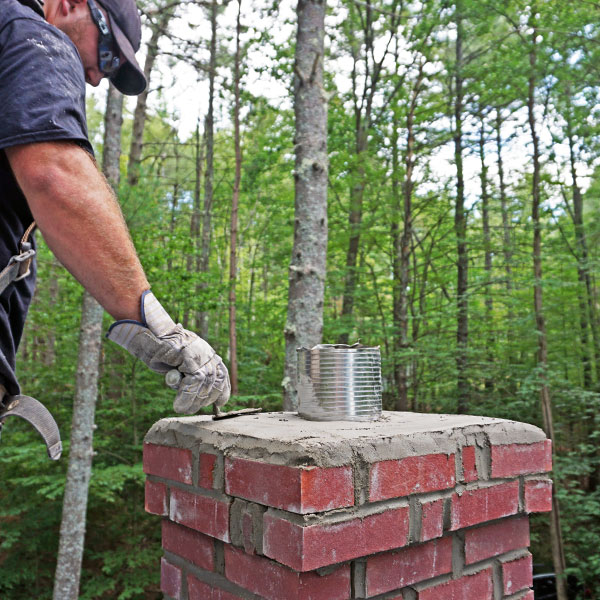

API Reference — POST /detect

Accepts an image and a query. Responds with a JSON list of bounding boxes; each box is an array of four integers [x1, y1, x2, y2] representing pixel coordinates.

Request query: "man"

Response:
[[0, 0, 230, 457]]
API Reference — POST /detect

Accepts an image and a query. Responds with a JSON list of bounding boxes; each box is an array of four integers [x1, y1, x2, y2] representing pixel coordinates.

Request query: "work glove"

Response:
[[107, 291, 230, 414]]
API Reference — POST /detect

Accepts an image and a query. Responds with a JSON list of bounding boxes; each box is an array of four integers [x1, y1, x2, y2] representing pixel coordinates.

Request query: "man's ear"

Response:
[[62, 0, 87, 13]]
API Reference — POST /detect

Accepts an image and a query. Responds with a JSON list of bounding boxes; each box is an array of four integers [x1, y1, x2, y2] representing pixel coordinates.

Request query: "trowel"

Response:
[[165, 370, 262, 420]]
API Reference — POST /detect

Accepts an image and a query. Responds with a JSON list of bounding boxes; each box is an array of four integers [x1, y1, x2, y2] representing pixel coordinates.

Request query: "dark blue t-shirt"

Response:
[[0, 0, 93, 394]]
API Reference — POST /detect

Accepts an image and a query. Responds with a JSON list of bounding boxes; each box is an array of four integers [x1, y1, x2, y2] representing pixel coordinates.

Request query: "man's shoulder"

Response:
[[0, 0, 45, 29], [0, 0, 80, 68]]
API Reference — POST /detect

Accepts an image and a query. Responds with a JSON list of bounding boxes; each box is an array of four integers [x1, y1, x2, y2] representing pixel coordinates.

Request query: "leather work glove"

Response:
[[107, 291, 230, 414]]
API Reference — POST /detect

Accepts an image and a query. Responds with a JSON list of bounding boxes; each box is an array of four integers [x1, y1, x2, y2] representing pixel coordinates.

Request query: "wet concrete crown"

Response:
[[145, 411, 546, 468]]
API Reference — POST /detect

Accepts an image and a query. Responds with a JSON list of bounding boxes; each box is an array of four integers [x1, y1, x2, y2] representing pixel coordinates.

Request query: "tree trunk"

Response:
[[479, 117, 494, 392], [52, 293, 104, 600], [495, 108, 515, 355], [127, 8, 173, 186], [526, 13, 568, 600], [454, 1, 469, 413], [197, 0, 218, 339], [391, 101, 402, 408], [53, 82, 123, 600], [229, 0, 243, 395], [393, 65, 424, 412], [53, 83, 123, 600], [566, 106, 596, 387], [184, 121, 204, 330], [338, 126, 366, 345], [283, 0, 328, 410]]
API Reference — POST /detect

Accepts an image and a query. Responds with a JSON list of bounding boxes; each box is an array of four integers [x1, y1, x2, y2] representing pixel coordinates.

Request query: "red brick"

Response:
[[417, 568, 493, 600], [224, 545, 351, 600], [143, 443, 193, 484], [490, 440, 552, 478], [170, 488, 230, 542], [365, 537, 452, 596], [462, 446, 478, 482], [199, 453, 218, 489], [502, 553, 533, 595], [451, 481, 519, 530], [263, 506, 410, 571], [187, 575, 245, 600], [524, 478, 552, 513], [464, 516, 530, 564], [522, 591, 535, 600], [369, 454, 455, 501], [225, 457, 354, 514], [161, 558, 182, 600], [162, 520, 215, 571], [420, 498, 444, 542], [145, 479, 168, 516]]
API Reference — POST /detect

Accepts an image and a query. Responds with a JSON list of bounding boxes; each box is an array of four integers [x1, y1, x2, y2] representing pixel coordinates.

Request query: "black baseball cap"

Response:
[[97, 0, 147, 95]]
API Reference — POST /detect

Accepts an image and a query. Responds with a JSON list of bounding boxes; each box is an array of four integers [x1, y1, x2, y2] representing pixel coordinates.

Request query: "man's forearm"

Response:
[[6, 141, 149, 321]]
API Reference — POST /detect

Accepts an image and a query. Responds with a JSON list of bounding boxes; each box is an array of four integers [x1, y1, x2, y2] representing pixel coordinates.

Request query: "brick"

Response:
[[145, 479, 168, 516], [451, 481, 519, 530], [522, 591, 535, 600], [224, 545, 351, 600], [225, 457, 354, 514], [143, 443, 193, 484], [369, 454, 455, 501], [462, 446, 478, 482], [161, 558, 182, 600], [490, 440, 552, 478], [199, 453, 218, 489], [502, 553, 533, 595], [365, 537, 452, 596], [524, 478, 552, 513], [263, 505, 410, 571], [417, 568, 493, 599], [420, 498, 445, 542], [162, 520, 215, 571], [464, 516, 530, 564], [170, 488, 230, 542], [187, 575, 245, 600]]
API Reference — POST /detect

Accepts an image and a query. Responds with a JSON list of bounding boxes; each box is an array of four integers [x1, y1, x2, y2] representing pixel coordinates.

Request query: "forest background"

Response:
[[1, 0, 599, 598]]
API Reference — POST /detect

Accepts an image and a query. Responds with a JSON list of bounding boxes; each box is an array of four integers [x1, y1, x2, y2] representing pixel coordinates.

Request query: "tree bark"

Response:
[[184, 121, 204, 330], [479, 117, 494, 392], [197, 0, 218, 339], [53, 84, 123, 600], [454, 0, 469, 413], [526, 12, 567, 600], [283, 0, 328, 410], [393, 65, 424, 412], [566, 105, 596, 387], [229, 0, 243, 395], [127, 8, 173, 186]]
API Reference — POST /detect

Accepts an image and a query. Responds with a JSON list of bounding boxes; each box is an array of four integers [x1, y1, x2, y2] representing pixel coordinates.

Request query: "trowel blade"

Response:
[[212, 407, 262, 420]]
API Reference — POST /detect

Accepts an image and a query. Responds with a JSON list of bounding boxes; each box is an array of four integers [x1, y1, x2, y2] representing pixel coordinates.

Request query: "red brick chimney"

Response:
[[143, 412, 552, 599]]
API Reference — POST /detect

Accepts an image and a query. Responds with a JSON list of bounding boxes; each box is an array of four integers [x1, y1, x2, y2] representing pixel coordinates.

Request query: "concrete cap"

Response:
[[145, 411, 547, 467]]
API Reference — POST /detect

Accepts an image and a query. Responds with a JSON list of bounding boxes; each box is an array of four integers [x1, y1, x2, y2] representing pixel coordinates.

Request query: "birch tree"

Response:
[[53, 83, 124, 600], [282, 0, 328, 410]]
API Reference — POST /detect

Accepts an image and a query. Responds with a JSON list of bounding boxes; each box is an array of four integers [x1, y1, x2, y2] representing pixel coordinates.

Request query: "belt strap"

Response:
[[0, 222, 36, 296], [0, 394, 62, 460]]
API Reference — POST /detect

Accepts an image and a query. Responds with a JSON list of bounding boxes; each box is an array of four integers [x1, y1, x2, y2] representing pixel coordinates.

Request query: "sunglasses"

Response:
[[87, 0, 121, 75]]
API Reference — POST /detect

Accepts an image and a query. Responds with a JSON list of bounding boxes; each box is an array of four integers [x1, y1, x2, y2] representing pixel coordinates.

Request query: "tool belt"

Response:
[[0, 222, 36, 296], [0, 222, 62, 460]]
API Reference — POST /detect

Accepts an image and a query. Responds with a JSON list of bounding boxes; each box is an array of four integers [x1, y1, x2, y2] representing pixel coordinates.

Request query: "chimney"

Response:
[[143, 412, 551, 599]]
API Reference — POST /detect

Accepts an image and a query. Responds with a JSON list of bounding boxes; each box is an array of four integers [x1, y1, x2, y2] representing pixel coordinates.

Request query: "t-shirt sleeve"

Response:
[[0, 17, 93, 154]]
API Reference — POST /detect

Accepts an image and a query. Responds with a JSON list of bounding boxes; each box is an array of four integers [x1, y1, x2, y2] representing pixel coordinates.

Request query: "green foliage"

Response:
[[2, 0, 600, 597]]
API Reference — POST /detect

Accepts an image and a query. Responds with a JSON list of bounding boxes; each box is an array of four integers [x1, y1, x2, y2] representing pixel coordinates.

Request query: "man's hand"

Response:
[[108, 291, 231, 413]]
